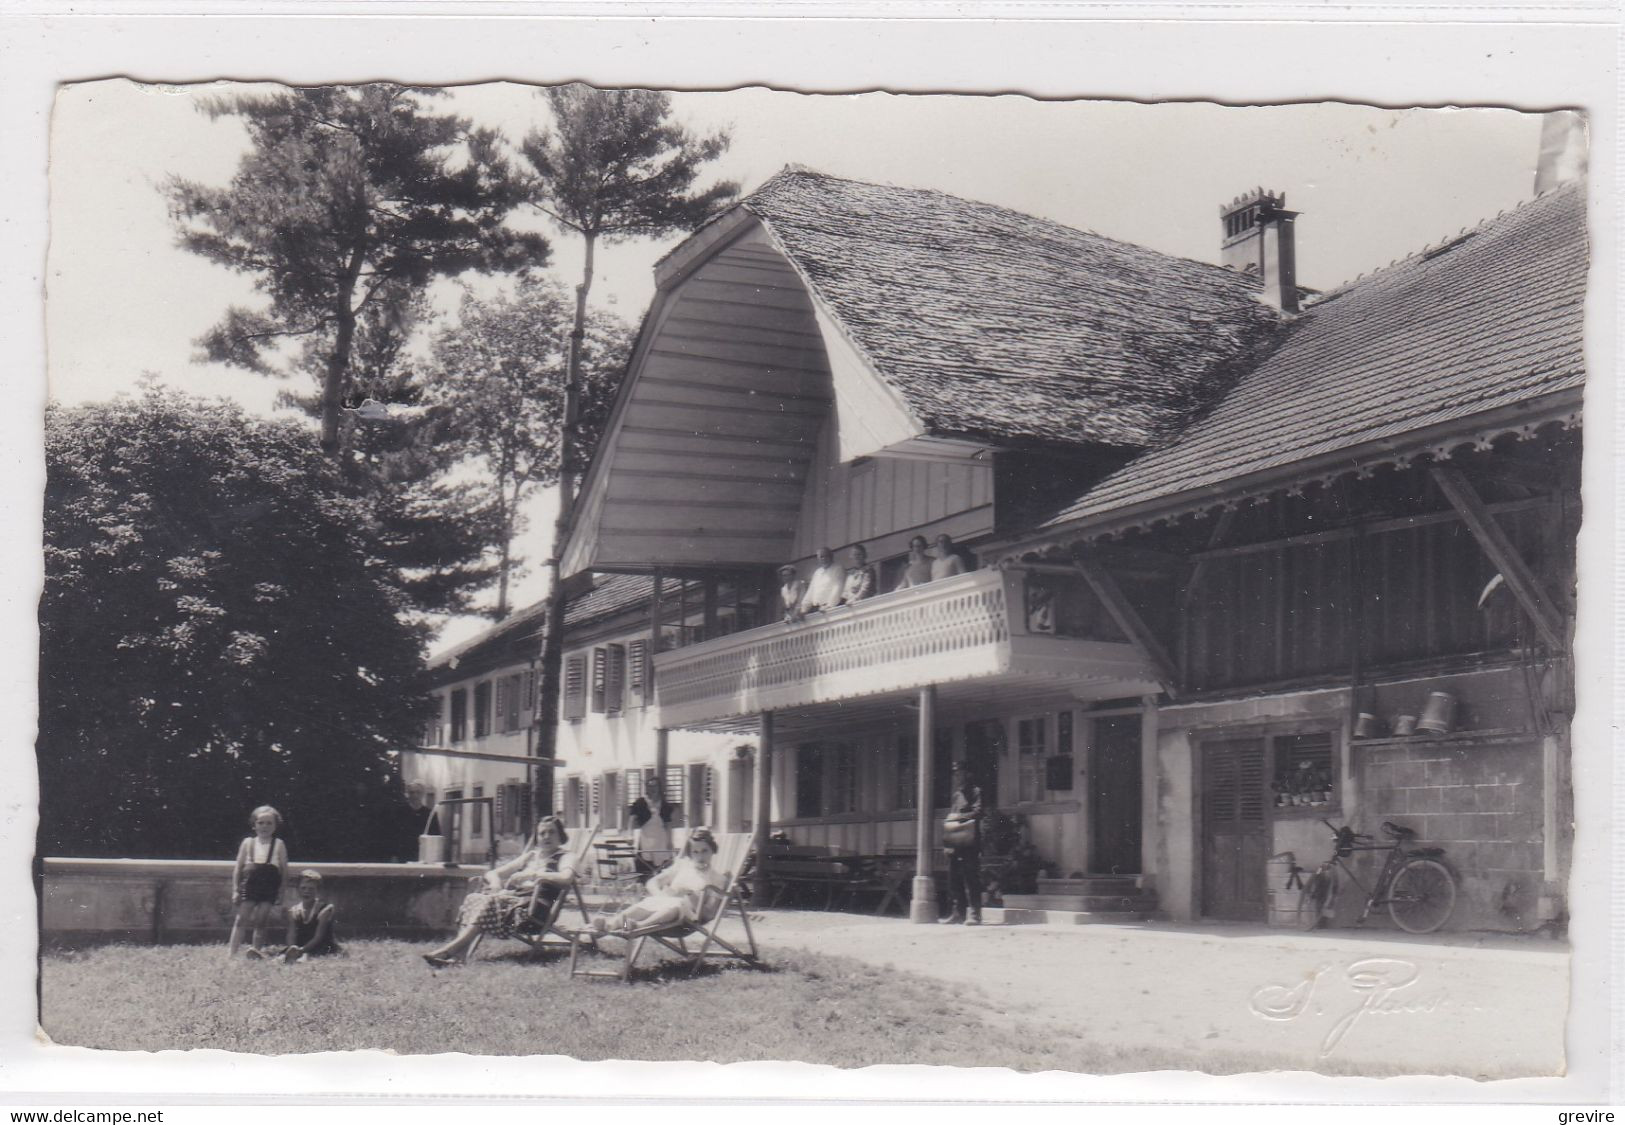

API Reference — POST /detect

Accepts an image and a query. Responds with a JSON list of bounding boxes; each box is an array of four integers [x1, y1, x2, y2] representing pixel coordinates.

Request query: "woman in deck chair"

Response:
[[590, 827, 728, 935], [422, 816, 575, 968]]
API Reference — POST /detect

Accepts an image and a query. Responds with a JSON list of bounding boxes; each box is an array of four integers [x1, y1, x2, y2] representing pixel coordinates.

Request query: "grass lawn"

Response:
[[39, 937, 1378, 1075]]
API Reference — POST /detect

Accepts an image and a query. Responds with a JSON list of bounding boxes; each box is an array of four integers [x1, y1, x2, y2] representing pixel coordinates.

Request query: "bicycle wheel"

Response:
[[1387, 858, 1457, 934], [1298, 870, 1334, 931]]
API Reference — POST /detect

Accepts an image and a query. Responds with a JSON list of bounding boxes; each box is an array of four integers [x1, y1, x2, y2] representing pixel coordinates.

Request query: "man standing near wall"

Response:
[[943, 762, 984, 925]]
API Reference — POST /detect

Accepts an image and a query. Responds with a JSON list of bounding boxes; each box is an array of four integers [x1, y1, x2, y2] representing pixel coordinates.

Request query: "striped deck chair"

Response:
[[469, 825, 598, 961], [568, 832, 759, 983]]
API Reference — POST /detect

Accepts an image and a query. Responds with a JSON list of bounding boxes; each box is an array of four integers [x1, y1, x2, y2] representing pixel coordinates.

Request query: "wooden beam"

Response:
[[1188, 495, 1554, 561], [1072, 557, 1181, 698], [1179, 509, 1236, 613], [1430, 466, 1566, 650]]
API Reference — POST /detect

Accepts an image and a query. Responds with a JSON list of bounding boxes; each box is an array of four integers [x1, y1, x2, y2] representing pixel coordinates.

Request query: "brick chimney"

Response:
[[1220, 188, 1299, 313]]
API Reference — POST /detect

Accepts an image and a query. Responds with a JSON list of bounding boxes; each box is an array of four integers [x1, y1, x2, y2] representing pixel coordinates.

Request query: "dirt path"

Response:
[[747, 912, 1568, 1077]]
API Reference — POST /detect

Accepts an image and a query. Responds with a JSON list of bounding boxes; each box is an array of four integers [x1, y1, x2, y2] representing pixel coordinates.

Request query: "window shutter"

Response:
[[523, 669, 537, 713], [563, 654, 586, 721], [493, 677, 507, 732], [590, 775, 602, 821], [627, 640, 648, 704], [605, 645, 626, 713], [688, 763, 709, 826], [591, 648, 608, 713]]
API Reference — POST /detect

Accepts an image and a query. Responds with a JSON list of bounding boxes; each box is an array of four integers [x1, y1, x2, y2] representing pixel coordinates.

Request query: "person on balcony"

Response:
[[839, 543, 877, 606], [799, 546, 846, 614], [932, 534, 969, 581], [778, 564, 807, 624], [895, 535, 933, 591]]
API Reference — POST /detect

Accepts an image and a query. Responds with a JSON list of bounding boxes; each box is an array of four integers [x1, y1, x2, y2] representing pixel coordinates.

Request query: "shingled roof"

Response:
[[427, 574, 654, 683], [1040, 181, 1587, 531], [739, 169, 1285, 448]]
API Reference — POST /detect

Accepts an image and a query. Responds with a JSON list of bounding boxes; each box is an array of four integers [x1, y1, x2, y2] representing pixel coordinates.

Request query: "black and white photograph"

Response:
[[7, 10, 1617, 1112]]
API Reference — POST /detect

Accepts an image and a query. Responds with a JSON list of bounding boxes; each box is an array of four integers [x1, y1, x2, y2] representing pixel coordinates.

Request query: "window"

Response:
[[687, 762, 709, 827], [604, 644, 626, 714], [474, 681, 492, 739], [449, 688, 468, 744], [1047, 711, 1075, 792], [829, 745, 858, 815], [562, 654, 586, 721], [662, 766, 685, 808], [471, 784, 484, 836], [1017, 716, 1048, 804], [627, 640, 648, 705], [795, 745, 824, 819], [499, 673, 522, 732], [1270, 732, 1337, 812], [591, 648, 608, 713], [497, 781, 529, 836], [894, 735, 917, 810]]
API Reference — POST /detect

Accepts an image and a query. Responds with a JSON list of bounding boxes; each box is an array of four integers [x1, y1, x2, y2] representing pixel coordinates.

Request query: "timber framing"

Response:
[[1430, 465, 1568, 650], [1071, 556, 1181, 697]]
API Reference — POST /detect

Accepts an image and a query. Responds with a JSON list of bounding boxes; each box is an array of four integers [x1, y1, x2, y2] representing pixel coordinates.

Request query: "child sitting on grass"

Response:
[[281, 870, 342, 963]]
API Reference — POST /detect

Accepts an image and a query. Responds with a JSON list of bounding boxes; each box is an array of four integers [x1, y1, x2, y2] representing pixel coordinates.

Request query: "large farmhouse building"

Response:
[[426, 164, 1585, 933]]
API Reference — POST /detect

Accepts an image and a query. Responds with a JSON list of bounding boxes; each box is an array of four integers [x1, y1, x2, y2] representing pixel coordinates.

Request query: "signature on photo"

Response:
[[1249, 958, 1451, 1057]]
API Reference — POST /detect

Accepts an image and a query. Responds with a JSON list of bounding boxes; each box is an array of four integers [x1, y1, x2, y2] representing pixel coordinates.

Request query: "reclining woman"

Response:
[[422, 816, 575, 968], [589, 826, 728, 935]]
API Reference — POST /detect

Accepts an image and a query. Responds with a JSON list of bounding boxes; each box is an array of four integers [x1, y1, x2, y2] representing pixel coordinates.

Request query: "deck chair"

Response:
[[568, 832, 759, 983], [468, 825, 598, 961]]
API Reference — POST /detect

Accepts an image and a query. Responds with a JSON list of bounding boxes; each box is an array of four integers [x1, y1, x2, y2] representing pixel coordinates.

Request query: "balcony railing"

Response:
[[652, 568, 1159, 729]]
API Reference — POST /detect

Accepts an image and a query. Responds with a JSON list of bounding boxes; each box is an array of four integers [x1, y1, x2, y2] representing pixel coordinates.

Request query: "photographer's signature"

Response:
[[1249, 957, 1450, 1056]]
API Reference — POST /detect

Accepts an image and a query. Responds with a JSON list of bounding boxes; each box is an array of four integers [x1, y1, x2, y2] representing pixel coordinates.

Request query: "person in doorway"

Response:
[[839, 543, 877, 606], [799, 546, 846, 614], [931, 534, 968, 581], [942, 764, 984, 925], [778, 564, 806, 624], [281, 870, 342, 962], [895, 536, 933, 591], [630, 776, 675, 875]]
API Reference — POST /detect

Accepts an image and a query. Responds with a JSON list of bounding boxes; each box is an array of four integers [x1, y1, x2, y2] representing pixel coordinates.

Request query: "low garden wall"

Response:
[[40, 857, 485, 948]]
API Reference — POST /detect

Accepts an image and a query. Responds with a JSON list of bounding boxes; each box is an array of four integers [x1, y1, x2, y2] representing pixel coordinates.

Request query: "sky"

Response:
[[46, 81, 1556, 651]]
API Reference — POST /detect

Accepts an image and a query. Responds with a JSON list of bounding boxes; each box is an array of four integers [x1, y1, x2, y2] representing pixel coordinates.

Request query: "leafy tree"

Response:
[[519, 86, 738, 809], [420, 279, 634, 617], [40, 390, 433, 860], [165, 84, 549, 457]]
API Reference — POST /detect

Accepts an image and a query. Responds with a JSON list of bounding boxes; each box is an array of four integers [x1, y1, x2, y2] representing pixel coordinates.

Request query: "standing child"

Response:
[[228, 805, 288, 959], [281, 870, 342, 963]]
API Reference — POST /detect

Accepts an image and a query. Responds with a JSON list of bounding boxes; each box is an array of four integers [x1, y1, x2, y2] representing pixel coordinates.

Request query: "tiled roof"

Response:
[[427, 574, 653, 679], [741, 169, 1285, 448], [1041, 182, 1587, 529]]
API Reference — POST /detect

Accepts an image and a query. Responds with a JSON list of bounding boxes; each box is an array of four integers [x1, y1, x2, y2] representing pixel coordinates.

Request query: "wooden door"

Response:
[[1200, 738, 1269, 920], [1089, 716, 1143, 875]]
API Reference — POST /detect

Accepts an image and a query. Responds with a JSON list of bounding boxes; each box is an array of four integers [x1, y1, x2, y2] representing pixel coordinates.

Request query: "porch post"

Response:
[[654, 727, 669, 797], [910, 684, 938, 924], [753, 711, 774, 903], [1140, 694, 1160, 883]]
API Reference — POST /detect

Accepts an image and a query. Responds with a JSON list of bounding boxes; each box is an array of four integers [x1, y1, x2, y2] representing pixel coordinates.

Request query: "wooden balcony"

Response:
[[652, 569, 1161, 731]]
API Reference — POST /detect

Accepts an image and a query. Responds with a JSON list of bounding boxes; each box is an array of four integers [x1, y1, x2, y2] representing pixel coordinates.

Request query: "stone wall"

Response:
[[1357, 739, 1547, 931], [40, 858, 485, 948]]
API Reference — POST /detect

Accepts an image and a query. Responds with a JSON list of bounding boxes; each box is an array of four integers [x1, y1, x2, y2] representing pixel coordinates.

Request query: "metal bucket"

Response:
[[417, 834, 446, 864], [1416, 691, 1458, 735], [1353, 712, 1383, 739], [1392, 713, 1419, 737]]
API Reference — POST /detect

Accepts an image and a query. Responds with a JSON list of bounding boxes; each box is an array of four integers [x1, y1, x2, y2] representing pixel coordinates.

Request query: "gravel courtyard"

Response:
[[748, 911, 1569, 1078]]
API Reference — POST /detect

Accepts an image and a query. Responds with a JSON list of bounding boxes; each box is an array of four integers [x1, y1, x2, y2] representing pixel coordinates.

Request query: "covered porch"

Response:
[[652, 567, 1165, 922]]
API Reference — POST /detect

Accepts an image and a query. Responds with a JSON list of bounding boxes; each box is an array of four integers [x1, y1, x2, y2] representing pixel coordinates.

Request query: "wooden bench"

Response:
[[763, 844, 871, 910]]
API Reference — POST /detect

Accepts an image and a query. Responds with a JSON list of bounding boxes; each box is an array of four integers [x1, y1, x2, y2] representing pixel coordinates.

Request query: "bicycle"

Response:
[[1294, 819, 1458, 934]]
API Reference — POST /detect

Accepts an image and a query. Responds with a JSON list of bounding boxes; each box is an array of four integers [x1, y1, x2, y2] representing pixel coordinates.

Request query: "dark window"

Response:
[[1017, 716, 1048, 803], [796, 745, 825, 819], [829, 745, 857, 814], [473, 681, 492, 738], [449, 688, 468, 744], [894, 734, 917, 810], [472, 784, 484, 836]]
